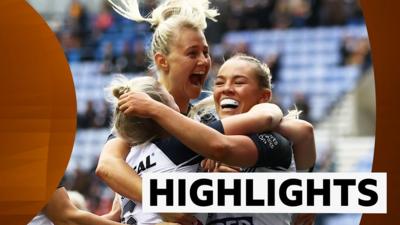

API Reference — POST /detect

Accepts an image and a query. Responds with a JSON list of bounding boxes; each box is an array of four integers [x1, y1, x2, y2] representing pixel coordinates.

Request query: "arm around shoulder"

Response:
[[221, 103, 283, 135], [277, 119, 316, 171]]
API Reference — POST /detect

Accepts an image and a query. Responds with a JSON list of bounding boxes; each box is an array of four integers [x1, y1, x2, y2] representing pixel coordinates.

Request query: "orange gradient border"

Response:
[[360, 0, 399, 224], [0, 0, 76, 224]]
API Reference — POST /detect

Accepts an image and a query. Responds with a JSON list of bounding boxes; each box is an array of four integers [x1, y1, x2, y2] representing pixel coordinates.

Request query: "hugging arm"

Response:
[[95, 137, 142, 202], [43, 187, 123, 225], [204, 113, 316, 172], [118, 91, 283, 167], [218, 102, 283, 135], [276, 118, 316, 225], [96, 137, 197, 225], [276, 118, 316, 171]]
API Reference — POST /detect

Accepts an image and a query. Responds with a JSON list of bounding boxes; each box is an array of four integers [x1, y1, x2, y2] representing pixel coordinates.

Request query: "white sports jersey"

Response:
[[112, 116, 294, 225], [111, 118, 224, 225], [206, 132, 296, 225], [119, 136, 212, 225]]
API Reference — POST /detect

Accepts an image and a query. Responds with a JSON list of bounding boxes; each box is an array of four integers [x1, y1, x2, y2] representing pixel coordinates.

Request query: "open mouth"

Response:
[[220, 98, 239, 109], [189, 73, 206, 87]]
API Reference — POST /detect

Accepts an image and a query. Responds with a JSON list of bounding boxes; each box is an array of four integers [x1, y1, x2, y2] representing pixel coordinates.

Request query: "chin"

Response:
[[219, 111, 237, 118], [187, 88, 202, 99]]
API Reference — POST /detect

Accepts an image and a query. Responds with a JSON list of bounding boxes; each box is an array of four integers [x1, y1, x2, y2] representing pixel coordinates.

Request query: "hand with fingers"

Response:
[[200, 159, 218, 172], [160, 213, 198, 225], [214, 163, 240, 172], [118, 91, 160, 118], [201, 159, 240, 172]]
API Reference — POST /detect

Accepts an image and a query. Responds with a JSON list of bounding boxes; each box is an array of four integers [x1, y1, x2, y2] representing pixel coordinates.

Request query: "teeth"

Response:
[[220, 99, 239, 108]]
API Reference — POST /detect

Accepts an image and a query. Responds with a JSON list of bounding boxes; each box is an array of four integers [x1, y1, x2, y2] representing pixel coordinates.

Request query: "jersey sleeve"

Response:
[[152, 120, 224, 165], [207, 120, 225, 133], [206, 121, 292, 170], [248, 132, 293, 169], [153, 136, 203, 166]]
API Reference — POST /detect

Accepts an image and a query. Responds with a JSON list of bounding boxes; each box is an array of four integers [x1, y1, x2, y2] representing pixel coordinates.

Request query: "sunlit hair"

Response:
[[228, 53, 272, 89], [106, 75, 172, 145], [285, 106, 302, 120], [107, 0, 218, 69], [228, 54, 301, 118]]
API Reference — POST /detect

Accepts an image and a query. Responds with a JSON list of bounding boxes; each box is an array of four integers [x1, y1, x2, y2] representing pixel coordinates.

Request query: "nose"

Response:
[[197, 53, 208, 66], [222, 82, 234, 94]]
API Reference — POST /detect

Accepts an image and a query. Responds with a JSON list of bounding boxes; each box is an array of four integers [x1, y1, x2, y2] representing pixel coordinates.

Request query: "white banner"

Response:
[[142, 172, 386, 213]]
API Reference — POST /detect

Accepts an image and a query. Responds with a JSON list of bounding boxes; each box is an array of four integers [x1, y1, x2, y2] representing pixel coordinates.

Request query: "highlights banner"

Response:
[[143, 173, 386, 213]]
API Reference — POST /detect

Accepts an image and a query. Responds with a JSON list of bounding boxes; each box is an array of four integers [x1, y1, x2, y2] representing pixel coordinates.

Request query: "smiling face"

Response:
[[214, 58, 271, 119], [157, 27, 211, 111]]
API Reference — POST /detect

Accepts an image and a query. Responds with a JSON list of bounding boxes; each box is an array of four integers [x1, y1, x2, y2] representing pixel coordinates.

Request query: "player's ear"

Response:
[[155, 52, 169, 72], [258, 89, 271, 103]]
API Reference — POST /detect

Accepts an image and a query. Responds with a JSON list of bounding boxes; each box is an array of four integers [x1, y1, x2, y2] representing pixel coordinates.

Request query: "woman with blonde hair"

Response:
[[97, 0, 224, 223], [97, 1, 221, 217]]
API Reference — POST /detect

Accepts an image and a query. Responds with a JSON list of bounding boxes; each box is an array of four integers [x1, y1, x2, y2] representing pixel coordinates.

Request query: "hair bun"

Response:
[[113, 86, 130, 98]]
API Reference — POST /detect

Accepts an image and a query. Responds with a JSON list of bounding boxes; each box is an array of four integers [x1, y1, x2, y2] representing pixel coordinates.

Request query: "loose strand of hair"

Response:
[[107, 0, 152, 23]]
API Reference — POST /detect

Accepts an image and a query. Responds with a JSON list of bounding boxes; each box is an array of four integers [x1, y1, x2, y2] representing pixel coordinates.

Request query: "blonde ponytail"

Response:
[[108, 0, 218, 28], [107, 0, 151, 22], [107, 0, 218, 70]]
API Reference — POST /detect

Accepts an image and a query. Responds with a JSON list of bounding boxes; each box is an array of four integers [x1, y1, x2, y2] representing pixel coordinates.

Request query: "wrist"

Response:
[[149, 101, 170, 119]]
